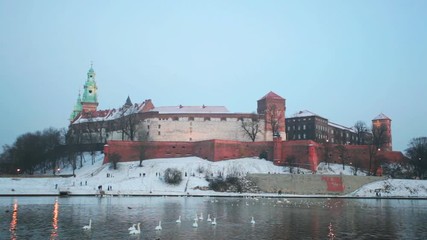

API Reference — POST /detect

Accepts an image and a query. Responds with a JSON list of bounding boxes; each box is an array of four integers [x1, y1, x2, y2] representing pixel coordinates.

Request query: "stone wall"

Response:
[[247, 174, 385, 195]]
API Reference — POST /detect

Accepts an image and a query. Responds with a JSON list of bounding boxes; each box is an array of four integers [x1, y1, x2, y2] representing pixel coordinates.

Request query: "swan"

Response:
[[207, 214, 212, 222], [129, 223, 141, 235], [251, 216, 255, 224], [211, 218, 217, 225], [194, 214, 198, 221], [128, 223, 136, 231], [176, 216, 181, 223], [199, 212, 203, 220], [155, 221, 162, 231], [83, 219, 92, 230], [192, 219, 198, 228]]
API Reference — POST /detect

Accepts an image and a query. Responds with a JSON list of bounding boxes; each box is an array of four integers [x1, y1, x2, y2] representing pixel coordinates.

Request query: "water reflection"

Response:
[[50, 199, 58, 239], [9, 199, 18, 240], [1, 197, 427, 239]]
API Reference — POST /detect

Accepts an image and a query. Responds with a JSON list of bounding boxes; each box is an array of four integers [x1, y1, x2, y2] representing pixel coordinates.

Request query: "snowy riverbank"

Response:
[[1, 155, 427, 198]]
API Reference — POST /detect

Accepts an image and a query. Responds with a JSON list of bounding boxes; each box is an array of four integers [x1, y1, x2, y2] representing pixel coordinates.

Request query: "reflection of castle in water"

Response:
[[68, 66, 403, 172]]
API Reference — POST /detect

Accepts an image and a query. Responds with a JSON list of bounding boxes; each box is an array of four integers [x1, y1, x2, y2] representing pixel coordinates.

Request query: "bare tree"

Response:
[[109, 152, 121, 170], [366, 124, 388, 175], [286, 155, 297, 173], [117, 107, 140, 141], [241, 115, 262, 142], [405, 137, 427, 178], [266, 104, 284, 138], [335, 145, 348, 170], [323, 140, 333, 165], [353, 121, 369, 145]]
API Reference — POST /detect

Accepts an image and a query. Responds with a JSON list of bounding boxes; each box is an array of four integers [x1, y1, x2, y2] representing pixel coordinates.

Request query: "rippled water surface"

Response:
[[1, 196, 427, 239]]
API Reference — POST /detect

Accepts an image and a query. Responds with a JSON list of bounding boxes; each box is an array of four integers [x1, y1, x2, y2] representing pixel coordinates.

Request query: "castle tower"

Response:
[[372, 113, 392, 151], [257, 91, 286, 141], [69, 91, 83, 122], [81, 64, 99, 112]]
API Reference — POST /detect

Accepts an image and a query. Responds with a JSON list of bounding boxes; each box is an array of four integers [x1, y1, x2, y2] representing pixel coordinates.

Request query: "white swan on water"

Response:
[[193, 219, 198, 228], [251, 216, 256, 224], [129, 223, 141, 235], [176, 216, 181, 223], [155, 221, 162, 231], [128, 223, 136, 231], [207, 214, 212, 222], [211, 218, 217, 225], [83, 219, 92, 230], [199, 212, 204, 220]]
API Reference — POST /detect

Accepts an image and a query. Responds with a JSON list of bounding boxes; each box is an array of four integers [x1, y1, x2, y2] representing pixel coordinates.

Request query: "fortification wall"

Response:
[[247, 174, 385, 195]]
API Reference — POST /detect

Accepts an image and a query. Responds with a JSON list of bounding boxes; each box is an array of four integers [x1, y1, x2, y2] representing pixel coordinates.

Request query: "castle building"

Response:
[[286, 110, 362, 145], [69, 66, 286, 144], [69, 66, 401, 173]]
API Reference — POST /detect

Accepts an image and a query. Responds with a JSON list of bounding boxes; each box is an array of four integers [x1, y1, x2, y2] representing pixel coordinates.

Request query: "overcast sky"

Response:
[[1, 0, 426, 152]]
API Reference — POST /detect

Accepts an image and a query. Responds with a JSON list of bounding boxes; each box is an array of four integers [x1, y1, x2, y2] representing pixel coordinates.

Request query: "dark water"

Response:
[[1, 196, 427, 240]]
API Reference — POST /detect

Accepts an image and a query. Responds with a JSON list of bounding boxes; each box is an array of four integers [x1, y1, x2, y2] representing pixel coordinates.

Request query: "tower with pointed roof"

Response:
[[81, 64, 99, 113], [257, 91, 286, 141], [372, 113, 392, 151], [69, 91, 83, 121]]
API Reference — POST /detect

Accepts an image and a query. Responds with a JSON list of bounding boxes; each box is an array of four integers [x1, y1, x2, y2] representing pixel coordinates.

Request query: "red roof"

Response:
[[259, 91, 284, 100]]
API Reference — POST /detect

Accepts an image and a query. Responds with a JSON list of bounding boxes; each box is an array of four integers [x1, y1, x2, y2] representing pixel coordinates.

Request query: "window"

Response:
[[188, 117, 194, 121], [158, 131, 161, 135], [298, 126, 300, 130], [303, 125, 306, 130], [303, 133, 306, 139], [173, 117, 179, 121], [287, 126, 290, 131], [204, 117, 211, 121], [221, 117, 226, 121], [158, 124, 161, 129], [147, 125, 150, 130]]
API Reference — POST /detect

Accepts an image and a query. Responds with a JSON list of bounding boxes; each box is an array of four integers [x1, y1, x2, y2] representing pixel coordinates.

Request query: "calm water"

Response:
[[1, 196, 427, 240]]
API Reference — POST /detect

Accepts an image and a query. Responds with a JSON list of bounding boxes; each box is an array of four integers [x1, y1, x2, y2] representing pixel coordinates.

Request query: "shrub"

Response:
[[208, 178, 228, 192], [164, 168, 183, 185], [259, 150, 268, 160]]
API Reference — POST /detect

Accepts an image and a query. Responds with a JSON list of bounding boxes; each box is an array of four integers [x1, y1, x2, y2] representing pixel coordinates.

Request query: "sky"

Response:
[[0, 0, 426, 152]]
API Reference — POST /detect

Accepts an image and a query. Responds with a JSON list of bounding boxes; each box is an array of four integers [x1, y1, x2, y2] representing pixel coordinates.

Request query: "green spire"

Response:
[[70, 91, 83, 121], [82, 64, 98, 104]]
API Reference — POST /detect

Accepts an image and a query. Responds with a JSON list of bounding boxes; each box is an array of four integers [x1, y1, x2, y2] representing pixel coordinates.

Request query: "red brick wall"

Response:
[[103, 139, 405, 173], [103, 140, 273, 164]]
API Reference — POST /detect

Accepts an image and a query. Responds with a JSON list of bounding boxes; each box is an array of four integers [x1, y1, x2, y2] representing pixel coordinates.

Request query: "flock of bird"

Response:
[[82, 212, 256, 236]]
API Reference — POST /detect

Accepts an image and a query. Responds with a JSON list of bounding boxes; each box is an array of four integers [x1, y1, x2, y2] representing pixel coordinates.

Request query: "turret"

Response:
[[69, 91, 83, 122]]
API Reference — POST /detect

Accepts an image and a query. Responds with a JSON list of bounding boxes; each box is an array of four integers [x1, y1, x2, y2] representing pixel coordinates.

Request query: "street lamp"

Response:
[[16, 169, 20, 174]]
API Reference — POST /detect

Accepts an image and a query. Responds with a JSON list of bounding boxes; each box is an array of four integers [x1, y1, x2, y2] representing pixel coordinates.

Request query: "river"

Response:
[[1, 196, 426, 239]]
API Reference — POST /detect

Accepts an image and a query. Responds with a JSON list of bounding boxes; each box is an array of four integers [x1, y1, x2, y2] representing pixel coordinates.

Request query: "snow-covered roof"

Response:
[[151, 106, 229, 114], [328, 121, 356, 133], [290, 110, 324, 118], [72, 101, 149, 124], [373, 113, 391, 121]]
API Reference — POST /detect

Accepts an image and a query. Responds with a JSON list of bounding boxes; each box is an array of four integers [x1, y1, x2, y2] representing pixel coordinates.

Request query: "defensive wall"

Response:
[[103, 138, 405, 173], [247, 174, 386, 195]]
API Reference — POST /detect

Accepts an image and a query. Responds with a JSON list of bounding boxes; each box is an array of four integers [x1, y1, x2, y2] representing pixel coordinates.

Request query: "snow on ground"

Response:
[[316, 162, 367, 176], [1, 153, 426, 198]]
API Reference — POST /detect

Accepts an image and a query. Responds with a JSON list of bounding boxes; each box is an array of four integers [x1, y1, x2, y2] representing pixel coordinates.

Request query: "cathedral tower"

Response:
[[81, 64, 99, 112]]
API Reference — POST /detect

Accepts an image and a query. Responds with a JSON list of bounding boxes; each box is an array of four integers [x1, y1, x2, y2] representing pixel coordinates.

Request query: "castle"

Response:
[[69, 66, 402, 173]]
